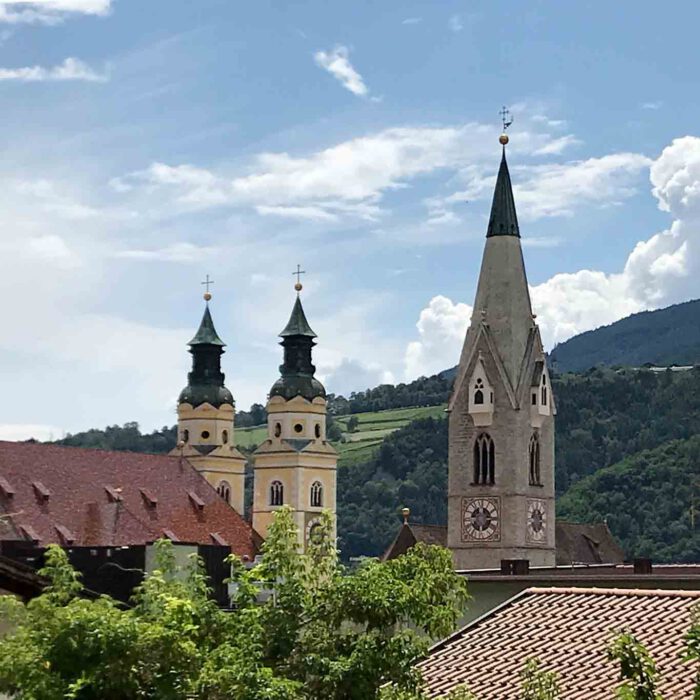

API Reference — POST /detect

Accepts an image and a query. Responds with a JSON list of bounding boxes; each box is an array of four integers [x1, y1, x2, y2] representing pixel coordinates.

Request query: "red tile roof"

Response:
[[0, 441, 258, 559], [419, 587, 699, 699]]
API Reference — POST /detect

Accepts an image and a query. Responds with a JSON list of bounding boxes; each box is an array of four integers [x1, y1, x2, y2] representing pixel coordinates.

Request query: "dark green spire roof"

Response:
[[486, 149, 520, 238], [280, 296, 317, 338], [178, 303, 232, 408], [188, 305, 225, 346], [269, 294, 325, 401]]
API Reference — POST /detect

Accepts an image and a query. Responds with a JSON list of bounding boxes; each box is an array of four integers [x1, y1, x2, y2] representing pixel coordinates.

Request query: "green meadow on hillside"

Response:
[[234, 404, 447, 466]]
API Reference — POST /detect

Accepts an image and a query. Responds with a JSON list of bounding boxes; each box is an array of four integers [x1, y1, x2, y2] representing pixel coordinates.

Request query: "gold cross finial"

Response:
[[201, 274, 214, 301], [499, 106, 513, 146], [293, 264, 306, 293]]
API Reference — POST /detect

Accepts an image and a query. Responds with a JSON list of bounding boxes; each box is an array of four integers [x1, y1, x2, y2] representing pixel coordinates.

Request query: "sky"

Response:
[[0, 0, 700, 439]]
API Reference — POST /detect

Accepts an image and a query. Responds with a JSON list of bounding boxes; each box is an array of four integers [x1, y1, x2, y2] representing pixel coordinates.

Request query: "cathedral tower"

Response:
[[252, 281, 337, 550], [171, 291, 246, 514], [447, 132, 556, 570]]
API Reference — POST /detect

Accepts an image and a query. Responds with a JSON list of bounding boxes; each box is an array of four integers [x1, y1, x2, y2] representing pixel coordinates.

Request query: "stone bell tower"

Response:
[[252, 276, 337, 550], [447, 128, 556, 570], [171, 287, 246, 515]]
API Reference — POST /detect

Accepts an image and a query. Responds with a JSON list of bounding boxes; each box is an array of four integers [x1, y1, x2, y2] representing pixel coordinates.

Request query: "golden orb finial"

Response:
[[401, 506, 410, 524], [203, 291, 212, 302], [294, 282, 303, 293], [499, 133, 509, 146]]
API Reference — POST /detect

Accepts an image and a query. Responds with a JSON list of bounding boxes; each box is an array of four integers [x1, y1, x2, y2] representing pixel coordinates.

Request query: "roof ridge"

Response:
[[0, 440, 184, 461], [526, 586, 700, 599]]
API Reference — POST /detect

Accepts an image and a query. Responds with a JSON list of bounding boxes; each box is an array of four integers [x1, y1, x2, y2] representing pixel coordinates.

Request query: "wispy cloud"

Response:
[[314, 45, 368, 97], [115, 242, 217, 263], [0, 0, 111, 24], [402, 17, 422, 25], [0, 57, 107, 82], [641, 101, 662, 110], [448, 14, 463, 32]]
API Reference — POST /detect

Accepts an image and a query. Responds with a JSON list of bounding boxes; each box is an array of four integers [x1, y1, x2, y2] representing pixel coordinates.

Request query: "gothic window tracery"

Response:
[[529, 433, 541, 486], [473, 433, 495, 485], [310, 480, 323, 507], [270, 480, 284, 506], [474, 377, 485, 405]]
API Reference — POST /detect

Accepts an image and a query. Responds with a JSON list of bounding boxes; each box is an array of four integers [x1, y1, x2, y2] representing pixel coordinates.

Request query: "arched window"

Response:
[[473, 433, 495, 485], [222, 429, 229, 444], [217, 480, 231, 504], [270, 480, 284, 506], [315, 423, 321, 439], [274, 422, 282, 438], [529, 433, 541, 485], [541, 374, 547, 406], [182, 429, 189, 443], [473, 377, 485, 405], [310, 481, 323, 507]]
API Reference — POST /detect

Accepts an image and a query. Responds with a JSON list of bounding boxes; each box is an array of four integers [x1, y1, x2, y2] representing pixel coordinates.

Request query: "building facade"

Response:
[[252, 289, 337, 550], [171, 297, 247, 515], [447, 136, 556, 569]]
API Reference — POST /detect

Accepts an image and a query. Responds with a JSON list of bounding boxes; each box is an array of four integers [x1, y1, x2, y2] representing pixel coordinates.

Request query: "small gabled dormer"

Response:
[[468, 352, 495, 426], [530, 360, 551, 427]]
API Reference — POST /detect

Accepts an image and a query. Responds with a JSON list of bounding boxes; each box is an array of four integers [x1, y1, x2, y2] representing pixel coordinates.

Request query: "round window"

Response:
[[201, 430, 210, 439], [294, 423, 303, 434]]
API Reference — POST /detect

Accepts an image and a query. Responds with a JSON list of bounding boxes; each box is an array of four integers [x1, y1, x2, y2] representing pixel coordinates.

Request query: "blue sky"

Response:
[[0, 0, 699, 438]]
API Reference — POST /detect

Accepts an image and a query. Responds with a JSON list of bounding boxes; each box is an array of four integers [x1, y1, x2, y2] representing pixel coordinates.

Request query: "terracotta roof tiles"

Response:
[[0, 441, 258, 559], [419, 586, 699, 699]]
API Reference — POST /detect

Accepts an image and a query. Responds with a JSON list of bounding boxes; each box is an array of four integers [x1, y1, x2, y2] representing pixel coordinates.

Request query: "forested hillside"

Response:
[[48, 366, 700, 560], [550, 298, 700, 372], [558, 436, 700, 562], [337, 366, 700, 558]]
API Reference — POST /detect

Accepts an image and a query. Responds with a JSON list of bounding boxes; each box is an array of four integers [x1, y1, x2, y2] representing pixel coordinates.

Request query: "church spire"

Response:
[[466, 128, 534, 386], [269, 274, 325, 402], [486, 149, 520, 238], [178, 292, 232, 409]]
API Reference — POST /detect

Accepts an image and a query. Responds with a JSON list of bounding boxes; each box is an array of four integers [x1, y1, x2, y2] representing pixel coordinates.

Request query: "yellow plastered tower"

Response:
[[252, 286, 337, 550], [170, 294, 247, 515]]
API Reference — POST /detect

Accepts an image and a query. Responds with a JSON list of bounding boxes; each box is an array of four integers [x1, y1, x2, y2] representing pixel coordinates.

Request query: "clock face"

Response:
[[306, 518, 323, 546], [461, 497, 500, 542], [527, 499, 547, 543]]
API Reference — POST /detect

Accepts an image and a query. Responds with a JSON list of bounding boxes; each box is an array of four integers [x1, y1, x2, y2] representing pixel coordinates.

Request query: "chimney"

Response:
[[633, 558, 653, 574], [501, 559, 530, 575]]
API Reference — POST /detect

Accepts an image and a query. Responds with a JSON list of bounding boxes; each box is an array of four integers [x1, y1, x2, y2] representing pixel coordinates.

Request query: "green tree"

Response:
[[520, 659, 559, 700], [607, 632, 664, 700], [0, 507, 469, 699]]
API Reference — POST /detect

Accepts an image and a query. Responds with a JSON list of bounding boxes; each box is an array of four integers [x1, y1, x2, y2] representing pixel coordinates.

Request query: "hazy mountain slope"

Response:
[[550, 299, 700, 373]]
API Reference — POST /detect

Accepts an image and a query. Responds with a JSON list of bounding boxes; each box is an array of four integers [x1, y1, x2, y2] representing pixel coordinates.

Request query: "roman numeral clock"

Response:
[[461, 497, 501, 542]]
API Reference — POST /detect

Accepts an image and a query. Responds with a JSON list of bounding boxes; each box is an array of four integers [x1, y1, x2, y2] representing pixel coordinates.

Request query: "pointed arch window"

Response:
[[541, 374, 547, 406], [529, 433, 541, 486], [217, 480, 231, 504], [473, 433, 495, 485], [310, 481, 323, 508], [473, 378, 485, 405], [270, 480, 284, 506]]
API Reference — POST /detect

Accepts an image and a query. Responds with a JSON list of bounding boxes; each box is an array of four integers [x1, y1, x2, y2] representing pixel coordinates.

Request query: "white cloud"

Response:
[[323, 358, 394, 397], [642, 101, 662, 110], [402, 17, 422, 25], [448, 14, 463, 32], [404, 295, 472, 378], [314, 45, 368, 97], [437, 152, 650, 223], [115, 242, 217, 263], [255, 205, 339, 222], [0, 0, 110, 24], [0, 57, 107, 82]]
